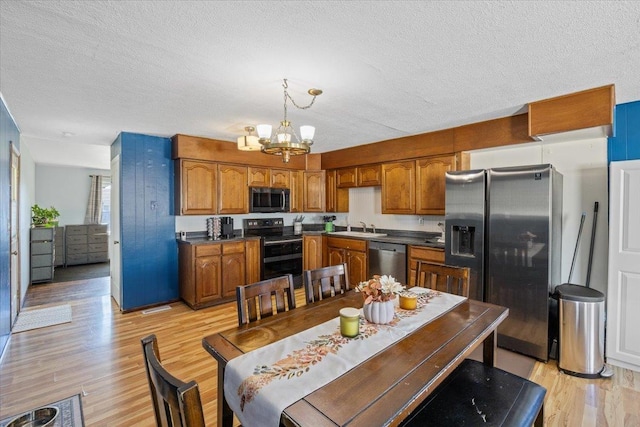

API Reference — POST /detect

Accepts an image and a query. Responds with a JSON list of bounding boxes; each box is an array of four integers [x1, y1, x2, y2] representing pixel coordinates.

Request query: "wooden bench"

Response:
[[400, 359, 545, 427]]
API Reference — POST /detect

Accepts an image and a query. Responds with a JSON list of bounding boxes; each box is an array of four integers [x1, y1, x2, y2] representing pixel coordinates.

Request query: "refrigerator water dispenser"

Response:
[[451, 225, 475, 256]]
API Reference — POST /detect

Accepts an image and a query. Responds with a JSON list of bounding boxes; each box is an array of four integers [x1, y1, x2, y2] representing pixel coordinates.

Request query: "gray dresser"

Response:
[[54, 226, 65, 266], [31, 227, 55, 283], [65, 224, 109, 266]]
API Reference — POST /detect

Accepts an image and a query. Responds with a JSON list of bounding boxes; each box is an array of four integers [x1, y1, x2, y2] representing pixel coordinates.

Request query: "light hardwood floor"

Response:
[[1, 277, 638, 426]]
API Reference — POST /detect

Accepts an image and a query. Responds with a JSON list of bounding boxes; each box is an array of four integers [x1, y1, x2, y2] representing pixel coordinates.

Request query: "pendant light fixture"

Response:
[[255, 78, 322, 163], [236, 126, 261, 151]]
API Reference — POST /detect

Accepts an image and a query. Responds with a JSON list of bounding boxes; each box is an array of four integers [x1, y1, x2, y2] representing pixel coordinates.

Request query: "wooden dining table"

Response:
[[202, 291, 508, 427]]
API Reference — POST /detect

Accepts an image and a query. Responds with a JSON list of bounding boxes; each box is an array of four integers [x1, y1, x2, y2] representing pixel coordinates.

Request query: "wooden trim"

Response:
[[528, 84, 615, 137], [321, 129, 454, 170], [453, 113, 533, 152], [172, 134, 306, 169]]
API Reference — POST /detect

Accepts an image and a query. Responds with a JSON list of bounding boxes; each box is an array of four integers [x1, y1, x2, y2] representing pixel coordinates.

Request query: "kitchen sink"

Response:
[[330, 231, 388, 238]]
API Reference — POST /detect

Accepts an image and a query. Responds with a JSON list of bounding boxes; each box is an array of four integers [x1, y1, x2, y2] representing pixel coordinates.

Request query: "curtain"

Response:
[[84, 175, 103, 224]]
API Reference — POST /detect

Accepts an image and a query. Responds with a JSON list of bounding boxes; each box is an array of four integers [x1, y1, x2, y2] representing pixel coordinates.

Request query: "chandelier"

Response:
[[255, 79, 322, 163], [236, 126, 261, 151]]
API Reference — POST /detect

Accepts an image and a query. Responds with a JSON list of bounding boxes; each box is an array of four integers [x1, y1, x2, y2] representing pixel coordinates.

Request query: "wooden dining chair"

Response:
[[141, 334, 206, 427], [415, 261, 470, 297], [236, 274, 297, 325], [303, 263, 350, 304]]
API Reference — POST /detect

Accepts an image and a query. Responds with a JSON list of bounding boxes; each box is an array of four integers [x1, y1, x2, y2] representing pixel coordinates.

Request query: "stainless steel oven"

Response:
[[243, 218, 303, 287]]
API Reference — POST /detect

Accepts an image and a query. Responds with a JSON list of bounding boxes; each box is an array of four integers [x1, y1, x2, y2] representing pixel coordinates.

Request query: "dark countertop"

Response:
[[177, 235, 260, 245]]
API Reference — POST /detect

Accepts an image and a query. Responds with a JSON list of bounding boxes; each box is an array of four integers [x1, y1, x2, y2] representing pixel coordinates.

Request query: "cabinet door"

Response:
[[348, 250, 368, 285], [177, 160, 217, 215], [245, 239, 261, 284], [289, 170, 304, 213], [357, 164, 382, 186], [221, 252, 246, 298], [327, 247, 346, 267], [218, 164, 248, 214], [195, 254, 222, 304], [303, 235, 323, 271], [336, 167, 357, 188], [416, 155, 454, 215], [248, 167, 269, 187], [304, 171, 325, 212], [326, 170, 349, 213], [270, 169, 291, 188], [382, 161, 415, 214]]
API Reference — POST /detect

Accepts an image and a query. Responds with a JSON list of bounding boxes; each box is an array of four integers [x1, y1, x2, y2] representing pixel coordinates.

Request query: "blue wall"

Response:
[[609, 100, 640, 162], [0, 97, 20, 356], [112, 132, 177, 311]]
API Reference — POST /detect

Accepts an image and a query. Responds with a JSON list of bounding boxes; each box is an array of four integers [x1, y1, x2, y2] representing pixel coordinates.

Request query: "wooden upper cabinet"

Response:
[[218, 164, 248, 214], [304, 171, 325, 212], [248, 167, 269, 187], [382, 161, 416, 214], [326, 170, 349, 213], [416, 155, 454, 215], [289, 170, 304, 213], [336, 168, 357, 188], [270, 169, 290, 188], [176, 159, 217, 215], [357, 164, 382, 186]]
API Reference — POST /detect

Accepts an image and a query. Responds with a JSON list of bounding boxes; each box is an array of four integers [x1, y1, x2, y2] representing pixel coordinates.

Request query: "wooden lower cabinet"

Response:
[[407, 245, 445, 286], [179, 240, 250, 309], [325, 236, 368, 285], [245, 239, 261, 284], [303, 234, 323, 272]]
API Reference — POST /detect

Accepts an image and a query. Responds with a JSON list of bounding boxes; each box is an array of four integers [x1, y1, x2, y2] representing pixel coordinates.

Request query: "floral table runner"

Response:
[[224, 289, 466, 427]]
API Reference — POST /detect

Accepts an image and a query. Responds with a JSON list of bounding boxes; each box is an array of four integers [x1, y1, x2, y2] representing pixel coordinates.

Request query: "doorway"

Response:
[[10, 143, 20, 326]]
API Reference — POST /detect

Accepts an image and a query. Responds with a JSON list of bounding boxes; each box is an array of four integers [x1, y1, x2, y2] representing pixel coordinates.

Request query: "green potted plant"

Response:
[[31, 204, 60, 227]]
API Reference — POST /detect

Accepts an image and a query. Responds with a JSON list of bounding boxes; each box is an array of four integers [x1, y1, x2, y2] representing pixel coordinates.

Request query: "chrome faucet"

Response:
[[370, 224, 376, 233], [359, 221, 367, 233]]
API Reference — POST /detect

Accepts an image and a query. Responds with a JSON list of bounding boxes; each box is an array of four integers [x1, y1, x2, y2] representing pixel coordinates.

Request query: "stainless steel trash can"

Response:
[[556, 284, 605, 378]]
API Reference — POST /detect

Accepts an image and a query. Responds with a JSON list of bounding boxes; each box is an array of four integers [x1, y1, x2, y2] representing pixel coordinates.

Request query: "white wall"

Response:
[[471, 137, 609, 295], [18, 142, 36, 304], [35, 164, 110, 226]]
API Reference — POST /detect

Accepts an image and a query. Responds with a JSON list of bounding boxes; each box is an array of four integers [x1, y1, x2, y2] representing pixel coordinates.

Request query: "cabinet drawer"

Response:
[[195, 244, 221, 257], [326, 237, 367, 252], [66, 254, 88, 265], [31, 266, 54, 281], [66, 225, 87, 235], [88, 224, 108, 234], [88, 234, 108, 244], [31, 242, 53, 255], [32, 253, 54, 267], [408, 246, 445, 263], [88, 252, 109, 263], [66, 234, 88, 244], [88, 243, 108, 253], [31, 228, 54, 241], [66, 244, 88, 255], [223, 241, 245, 255]]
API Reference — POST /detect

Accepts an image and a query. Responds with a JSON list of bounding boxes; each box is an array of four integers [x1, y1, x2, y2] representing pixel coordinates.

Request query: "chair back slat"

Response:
[[236, 274, 296, 325], [303, 263, 350, 304], [141, 334, 206, 427], [415, 261, 470, 298]]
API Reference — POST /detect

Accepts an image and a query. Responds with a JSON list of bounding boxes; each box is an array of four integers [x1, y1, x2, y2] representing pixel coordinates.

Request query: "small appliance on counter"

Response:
[[323, 215, 336, 232], [206, 216, 234, 240]]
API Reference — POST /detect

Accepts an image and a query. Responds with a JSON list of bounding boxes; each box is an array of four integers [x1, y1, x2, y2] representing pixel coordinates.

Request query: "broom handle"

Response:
[[568, 212, 586, 283], [585, 202, 599, 288]]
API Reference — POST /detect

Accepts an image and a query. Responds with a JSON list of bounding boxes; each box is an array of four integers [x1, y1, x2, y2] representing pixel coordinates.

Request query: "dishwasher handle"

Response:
[[368, 241, 406, 253]]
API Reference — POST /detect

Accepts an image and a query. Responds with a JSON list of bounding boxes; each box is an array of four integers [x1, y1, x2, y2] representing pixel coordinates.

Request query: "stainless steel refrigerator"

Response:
[[445, 164, 562, 361]]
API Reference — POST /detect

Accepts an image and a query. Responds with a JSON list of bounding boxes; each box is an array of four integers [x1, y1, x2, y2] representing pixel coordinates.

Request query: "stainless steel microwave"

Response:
[[249, 187, 290, 213]]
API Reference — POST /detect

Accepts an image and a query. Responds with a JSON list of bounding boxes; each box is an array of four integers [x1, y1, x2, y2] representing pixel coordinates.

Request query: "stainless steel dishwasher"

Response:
[[368, 241, 407, 284]]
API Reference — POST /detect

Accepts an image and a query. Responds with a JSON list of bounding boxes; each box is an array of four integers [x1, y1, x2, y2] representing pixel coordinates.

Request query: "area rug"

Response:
[[469, 347, 536, 379], [12, 304, 72, 333], [0, 394, 84, 427]]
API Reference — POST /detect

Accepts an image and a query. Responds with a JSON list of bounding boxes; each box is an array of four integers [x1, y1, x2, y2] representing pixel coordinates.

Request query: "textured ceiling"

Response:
[[1, 1, 639, 170]]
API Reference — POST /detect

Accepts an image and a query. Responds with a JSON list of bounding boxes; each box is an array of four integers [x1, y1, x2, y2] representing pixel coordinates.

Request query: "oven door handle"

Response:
[[263, 238, 303, 245], [281, 190, 285, 210]]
